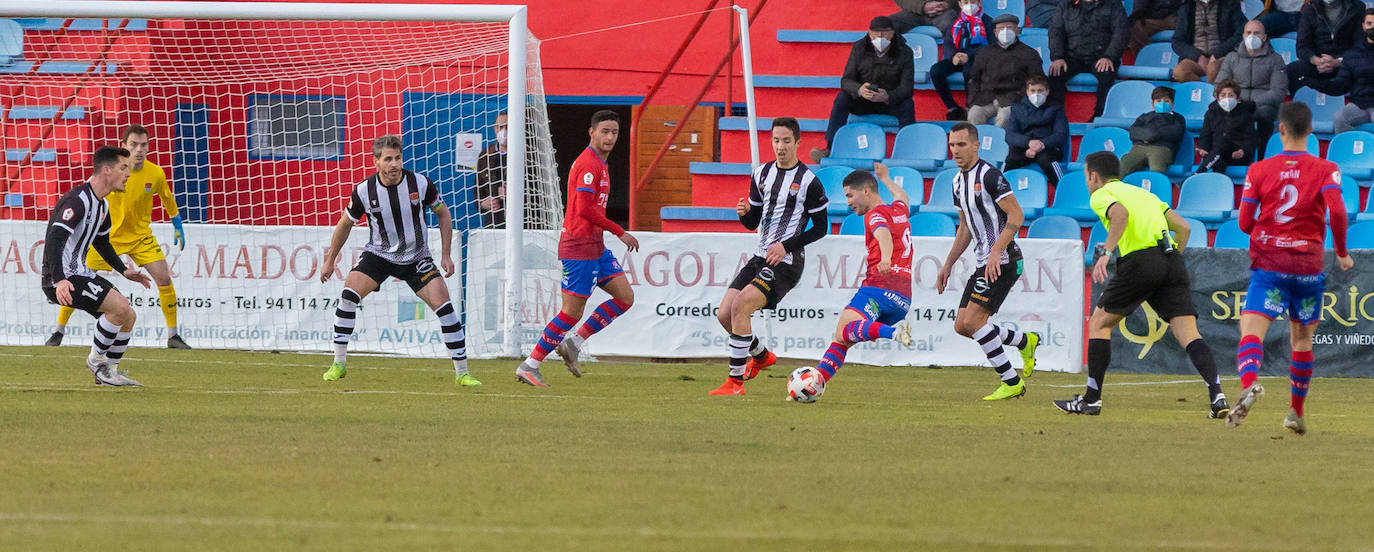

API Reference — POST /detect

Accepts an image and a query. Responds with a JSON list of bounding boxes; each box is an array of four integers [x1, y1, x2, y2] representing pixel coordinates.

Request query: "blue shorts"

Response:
[[561, 250, 624, 297], [1243, 269, 1326, 325], [844, 286, 912, 326]]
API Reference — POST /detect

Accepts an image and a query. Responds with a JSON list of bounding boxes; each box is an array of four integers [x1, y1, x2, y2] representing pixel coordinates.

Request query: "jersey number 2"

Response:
[[1274, 184, 1298, 224]]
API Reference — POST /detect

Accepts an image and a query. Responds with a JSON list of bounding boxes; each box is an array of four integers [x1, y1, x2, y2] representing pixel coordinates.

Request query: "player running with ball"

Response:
[[806, 163, 915, 392]]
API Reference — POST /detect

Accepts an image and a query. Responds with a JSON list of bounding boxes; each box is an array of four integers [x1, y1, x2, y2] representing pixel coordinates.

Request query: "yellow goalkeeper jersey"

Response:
[[106, 161, 179, 246]]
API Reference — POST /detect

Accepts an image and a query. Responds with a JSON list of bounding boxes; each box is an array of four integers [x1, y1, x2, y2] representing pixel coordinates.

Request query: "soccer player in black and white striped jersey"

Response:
[[936, 123, 1041, 401], [40, 145, 154, 386], [319, 135, 479, 387], [709, 117, 830, 396]]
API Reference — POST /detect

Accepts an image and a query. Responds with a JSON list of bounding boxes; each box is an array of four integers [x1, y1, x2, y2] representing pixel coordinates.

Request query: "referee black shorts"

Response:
[[351, 252, 441, 293], [1097, 246, 1196, 320]]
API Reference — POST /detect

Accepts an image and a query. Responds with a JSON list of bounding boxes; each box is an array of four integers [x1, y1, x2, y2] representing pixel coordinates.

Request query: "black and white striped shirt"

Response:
[[952, 160, 1022, 267], [748, 161, 828, 266], [42, 182, 113, 286], [345, 170, 442, 264]]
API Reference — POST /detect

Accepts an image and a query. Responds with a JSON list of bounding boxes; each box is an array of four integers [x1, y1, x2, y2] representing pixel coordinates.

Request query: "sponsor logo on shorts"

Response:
[[972, 277, 991, 294], [1299, 297, 1318, 320], [1264, 288, 1285, 314], [758, 267, 775, 282]]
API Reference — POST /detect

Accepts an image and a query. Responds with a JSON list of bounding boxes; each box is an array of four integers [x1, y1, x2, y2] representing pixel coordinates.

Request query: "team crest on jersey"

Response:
[[409, 192, 420, 204], [789, 181, 801, 195], [61, 208, 74, 221], [143, 183, 153, 194], [1333, 170, 1342, 183], [583, 172, 594, 185]]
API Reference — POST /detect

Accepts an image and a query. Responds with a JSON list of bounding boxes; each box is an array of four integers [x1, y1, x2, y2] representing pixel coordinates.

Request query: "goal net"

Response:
[[0, 4, 560, 358]]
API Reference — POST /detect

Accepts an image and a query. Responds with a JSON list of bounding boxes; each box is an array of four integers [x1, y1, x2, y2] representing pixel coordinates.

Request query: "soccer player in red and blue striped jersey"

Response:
[[810, 164, 916, 392], [515, 110, 640, 386], [1226, 102, 1354, 435]]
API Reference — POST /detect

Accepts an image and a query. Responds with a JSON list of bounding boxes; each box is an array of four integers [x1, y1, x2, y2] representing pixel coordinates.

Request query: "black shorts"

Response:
[[352, 252, 441, 292], [728, 255, 803, 310], [43, 274, 115, 317], [959, 257, 1023, 314], [1098, 246, 1196, 320]]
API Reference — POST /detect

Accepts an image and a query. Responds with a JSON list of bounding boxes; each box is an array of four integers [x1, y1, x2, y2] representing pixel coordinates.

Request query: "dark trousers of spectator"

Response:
[[1025, 1, 1057, 28], [824, 91, 917, 148], [889, 8, 958, 35], [1255, 104, 1277, 158], [1196, 144, 1250, 175], [1127, 16, 1176, 52], [1286, 60, 1346, 97], [1004, 146, 1065, 185], [930, 59, 972, 111], [1049, 57, 1117, 118], [1257, 10, 1300, 37]]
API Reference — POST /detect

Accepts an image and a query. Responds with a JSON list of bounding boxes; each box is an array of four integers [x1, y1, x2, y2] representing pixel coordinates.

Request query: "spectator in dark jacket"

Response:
[[1172, 0, 1248, 82], [1287, 0, 1366, 96], [1026, 0, 1058, 27], [967, 15, 1045, 127], [1196, 79, 1259, 173], [1216, 19, 1287, 154], [1120, 87, 1188, 174], [812, 16, 916, 162], [1257, 0, 1304, 37], [1048, 0, 1129, 118], [931, 0, 995, 120], [476, 112, 508, 228], [1128, 0, 1183, 51], [1005, 75, 1068, 184], [890, 0, 959, 34], [1330, 9, 1374, 133]]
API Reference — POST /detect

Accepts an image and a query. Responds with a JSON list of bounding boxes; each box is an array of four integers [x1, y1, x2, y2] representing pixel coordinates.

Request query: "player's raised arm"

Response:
[[873, 162, 908, 207]]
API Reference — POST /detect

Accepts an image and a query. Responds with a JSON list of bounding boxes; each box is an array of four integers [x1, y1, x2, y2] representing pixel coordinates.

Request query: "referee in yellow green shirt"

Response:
[[47, 125, 191, 349], [1052, 151, 1226, 417]]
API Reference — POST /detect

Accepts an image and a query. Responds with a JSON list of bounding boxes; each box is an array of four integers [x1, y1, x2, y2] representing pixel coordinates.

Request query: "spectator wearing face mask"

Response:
[[1195, 79, 1259, 174], [1048, 0, 1129, 118], [1128, 0, 1183, 52], [1172, 0, 1248, 83], [476, 111, 509, 228], [1004, 75, 1068, 184], [1216, 19, 1287, 154], [889, 0, 960, 34], [812, 16, 916, 163], [1329, 9, 1374, 133], [967, 15, 1045, 127], [1288, 0, 1366, 96], [1120, 87, 1188, 175], [931, 0, 995, 120]]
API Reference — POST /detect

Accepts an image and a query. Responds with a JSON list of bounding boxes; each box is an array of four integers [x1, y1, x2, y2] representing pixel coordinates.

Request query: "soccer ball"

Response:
[[787, 367, 826, 403]]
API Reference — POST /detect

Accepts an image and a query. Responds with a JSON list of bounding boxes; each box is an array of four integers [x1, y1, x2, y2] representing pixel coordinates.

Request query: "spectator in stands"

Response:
[[1120, 86, 1188, 174], [1216, 19, 1287, 153], [1128, 0, 1182, 52], [1026, 0, 1058, 28], [967, 15, 1045, 127], [1288, 0, 1365, 96], [1330, 9, 1374, 133], [812, 16, 916, 163], [931, 0, 995, 120], [1005, 74, 1069, 184], [1048, 0, 1128, 118], [476, 112, 507, 228], [1195, 79, 1259, 173], [1256, 0, 1304, 37], [1172, 0, 1248, 83], [889, 0, 959, 35]]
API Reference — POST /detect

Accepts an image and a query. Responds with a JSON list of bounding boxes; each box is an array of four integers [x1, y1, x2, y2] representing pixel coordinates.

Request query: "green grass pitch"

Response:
[[2, 345, 1373, 551]]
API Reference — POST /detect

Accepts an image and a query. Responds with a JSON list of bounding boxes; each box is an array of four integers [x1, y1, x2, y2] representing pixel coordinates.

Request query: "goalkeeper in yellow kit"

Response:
[[46, 125, 192, 349]]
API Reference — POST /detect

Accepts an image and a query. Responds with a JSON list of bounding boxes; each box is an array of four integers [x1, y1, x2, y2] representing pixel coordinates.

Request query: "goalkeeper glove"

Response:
[[171, 215, 186, 250]]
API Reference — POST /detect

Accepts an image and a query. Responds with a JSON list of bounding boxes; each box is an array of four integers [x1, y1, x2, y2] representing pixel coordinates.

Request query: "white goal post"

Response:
[[0, 1, 554, 357]]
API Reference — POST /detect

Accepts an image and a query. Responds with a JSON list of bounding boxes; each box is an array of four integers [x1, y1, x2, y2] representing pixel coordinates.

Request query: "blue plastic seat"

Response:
[[1166, 133, 1197, 177], [1094, 81, 1156, 128], [1263, 133, 1319, 158], [1327, 131, 1374, 181], [1003, 168, 1048, 219], [1294, 88, 1344, 135], [1180, 217, 1207, 247], [847, 114, 899, 129], [814, 165, 854, 216], [921, 168, 960, 216], [1358, 189, 1374, 222], [1118, 43, 1176, 80], [910, 212, 957, 237], [1122, 171, 1173, 206], [1026, 214, 1082, 239], [884, 166, 926, 211], [984, 0, 1026, 21], [906, 33, 940, 84], [822, 122, 887, 169], [1085, 222, 1107, 266], [885, 123, 947, 171], [941, 125, 1008, 169], [1338, 174, 1361, 220], [1022, 32, 1051, 73], [1173, 82, 1214, 133], [1067, 127, 1130, 172], [907, 26, 943, 39], [1213, 219, 1250, 248], [1242, 0, 1264, 18], [1347, 221, 1374, 249], [839, 213, 865, 235], [1174, 172, 1235, 223], [1042, 171, 1096, 221], [1271, 37, 1297, 65]]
